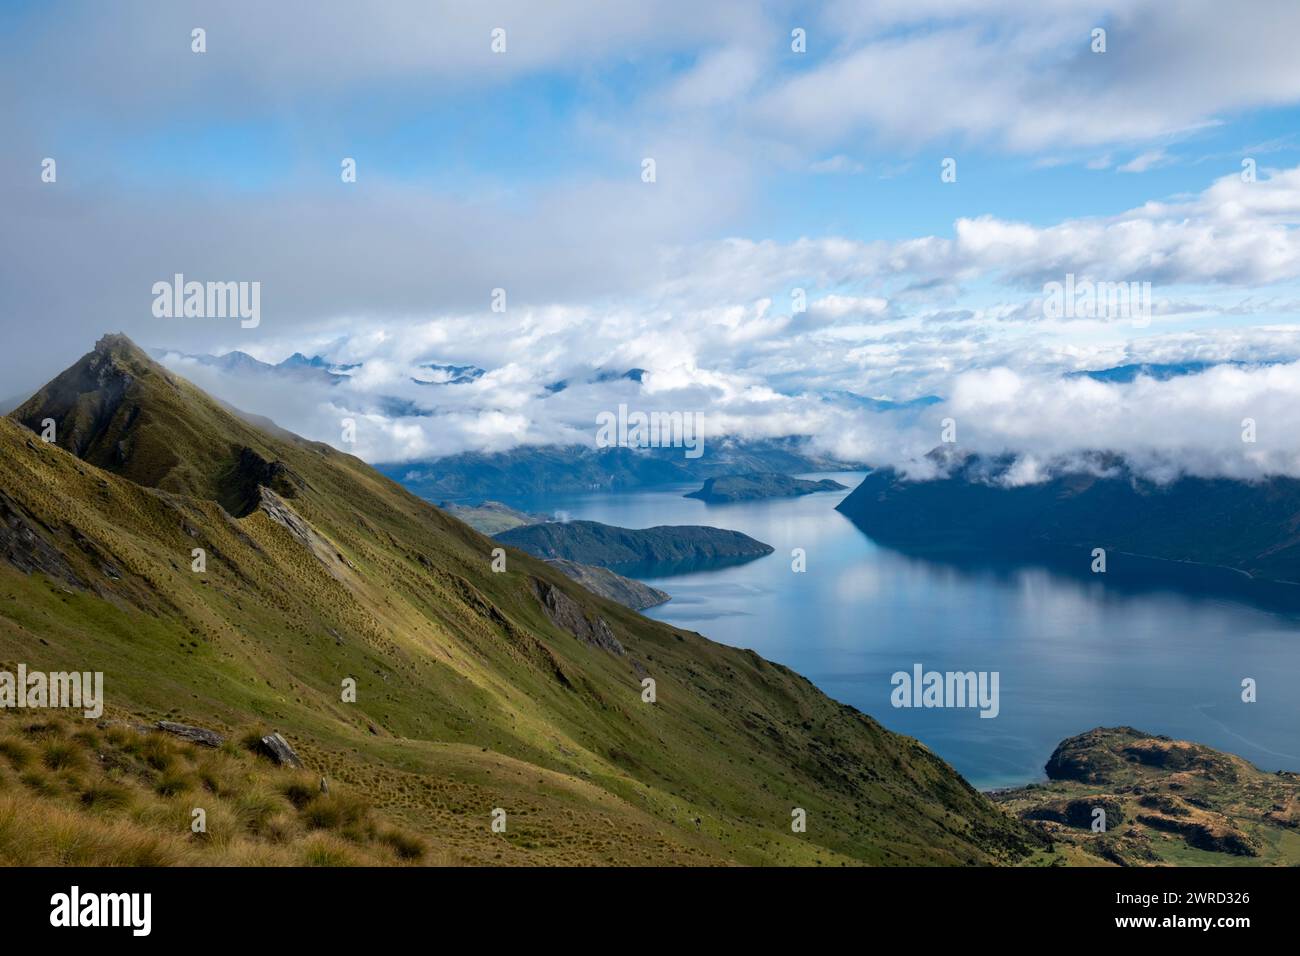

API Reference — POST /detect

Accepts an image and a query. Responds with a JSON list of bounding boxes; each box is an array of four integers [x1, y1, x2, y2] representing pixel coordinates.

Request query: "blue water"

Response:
[[506, 474, 1300, 789]]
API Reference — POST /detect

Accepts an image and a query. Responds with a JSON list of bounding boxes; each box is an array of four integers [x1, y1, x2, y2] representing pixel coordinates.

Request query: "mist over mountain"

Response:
[[836, 449, 1300, 583]]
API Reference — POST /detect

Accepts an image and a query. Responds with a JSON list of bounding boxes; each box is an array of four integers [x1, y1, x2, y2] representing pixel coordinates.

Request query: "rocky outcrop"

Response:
[[1043, 727, 1136, 783], [1136, 814, 1258, 856], [543, 558, 670, 610], [156, 721, 225, 748], [1021, 796, 1124, 829], [258, 732, 303, 768], [531, 578, 624, 655], [0, 489, 85, 588], [258, 487, 356, 580], [219, 446, 304, 517], [996, 726, 1287, 865]]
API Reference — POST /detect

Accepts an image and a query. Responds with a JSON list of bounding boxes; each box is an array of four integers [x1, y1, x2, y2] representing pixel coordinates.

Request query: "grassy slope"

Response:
[[0, 335, 1035, 865], [0, 711, 432, 865]]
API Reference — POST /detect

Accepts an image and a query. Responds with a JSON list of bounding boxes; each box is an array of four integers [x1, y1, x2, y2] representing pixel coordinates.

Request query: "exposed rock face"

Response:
[[1136, 814, 1258, 856], [258, 487, 316, 546], [258, 487, 355, 580], [1022, 796, 1124, 829], [0, 489, 84, 588], [531, 578, 625, 655], [156, 721, 224, 748], [219, 446, 303, 517], [258, 732, 303, 767]]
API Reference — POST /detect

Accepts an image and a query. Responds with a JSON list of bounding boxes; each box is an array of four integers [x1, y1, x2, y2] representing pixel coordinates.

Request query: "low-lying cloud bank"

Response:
[[157, 343, 1300, 487], [830, 360, 1300, 484]]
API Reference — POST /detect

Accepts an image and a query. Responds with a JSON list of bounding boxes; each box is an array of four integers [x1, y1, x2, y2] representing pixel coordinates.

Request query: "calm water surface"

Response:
[[504, 473, 1300, 789]]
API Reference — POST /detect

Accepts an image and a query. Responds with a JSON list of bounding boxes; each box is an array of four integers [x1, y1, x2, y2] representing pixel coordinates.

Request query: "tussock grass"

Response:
[[0, 737, 35, 770], [41, 739, 86, 772], [0, 713, 427, 866]]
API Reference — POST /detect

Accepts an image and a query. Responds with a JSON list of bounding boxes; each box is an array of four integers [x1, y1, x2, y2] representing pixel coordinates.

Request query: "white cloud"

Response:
[[1118, 149, 1171, 173], [756, 0, 1300, 151]]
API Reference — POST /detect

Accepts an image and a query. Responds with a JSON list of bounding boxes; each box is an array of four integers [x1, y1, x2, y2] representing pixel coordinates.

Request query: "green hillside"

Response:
[[0, 334, 1035, 866]]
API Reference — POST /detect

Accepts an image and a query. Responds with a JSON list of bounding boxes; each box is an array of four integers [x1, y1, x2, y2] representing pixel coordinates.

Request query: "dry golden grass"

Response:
[[0, 714, 434, 866]]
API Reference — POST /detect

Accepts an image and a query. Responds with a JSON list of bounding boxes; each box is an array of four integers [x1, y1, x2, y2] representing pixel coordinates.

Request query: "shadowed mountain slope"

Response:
[[837, 450, 1300, 583]]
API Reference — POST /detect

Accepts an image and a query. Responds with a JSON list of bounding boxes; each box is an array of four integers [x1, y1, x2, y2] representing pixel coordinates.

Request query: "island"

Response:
[[495, 519, 774, 575], [685, 472, 847, 503]]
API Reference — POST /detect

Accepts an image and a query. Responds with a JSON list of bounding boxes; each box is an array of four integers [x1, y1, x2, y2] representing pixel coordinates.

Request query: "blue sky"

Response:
[[7, 1, 1300, 477]]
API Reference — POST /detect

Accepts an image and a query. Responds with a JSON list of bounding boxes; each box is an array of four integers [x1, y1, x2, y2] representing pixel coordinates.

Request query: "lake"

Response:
[[506, 473, 1300, 790]]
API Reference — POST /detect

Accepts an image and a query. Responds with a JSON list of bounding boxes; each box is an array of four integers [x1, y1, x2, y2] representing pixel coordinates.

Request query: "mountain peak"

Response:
[[93, 332, 151, 363], [10, 334, 291, 512]]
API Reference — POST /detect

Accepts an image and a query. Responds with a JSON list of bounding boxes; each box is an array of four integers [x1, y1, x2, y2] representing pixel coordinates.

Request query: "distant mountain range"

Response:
[[821, 390, 944, 412], [544, 368, 645, 394], [1067, 359, 1279, 383], [151, 347, 360, 384], [386, 438, 863, 501], [836, 449, 1300, 583], [412, 362, 486, 386]]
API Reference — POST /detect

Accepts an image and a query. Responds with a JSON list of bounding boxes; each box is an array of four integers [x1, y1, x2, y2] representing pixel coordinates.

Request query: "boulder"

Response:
[[258, 731, 303, 768], [155, 720, 224, 748]]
